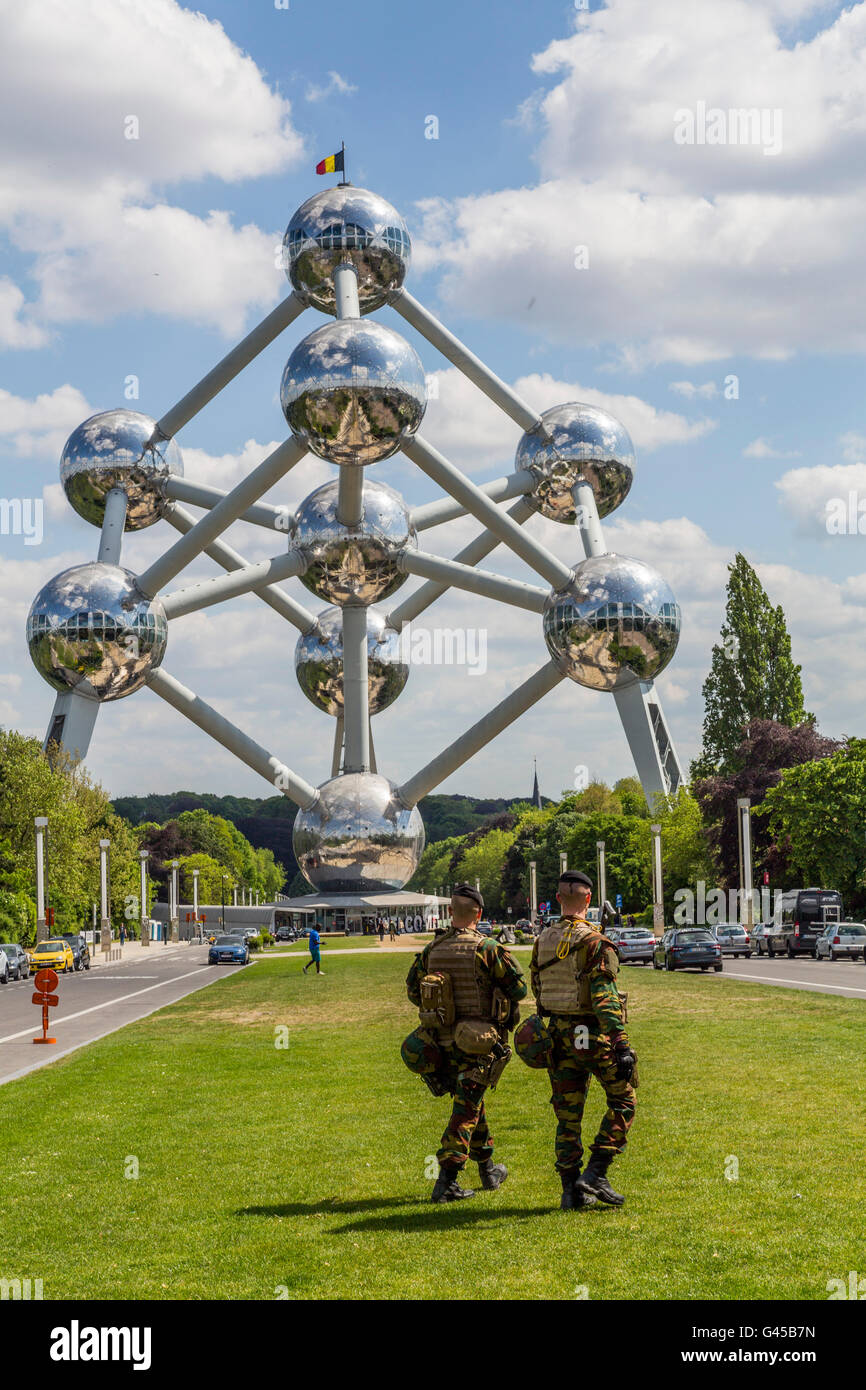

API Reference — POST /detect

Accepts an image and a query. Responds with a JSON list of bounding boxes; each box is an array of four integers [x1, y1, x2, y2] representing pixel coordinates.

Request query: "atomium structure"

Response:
[[28, 181, 684, 896]]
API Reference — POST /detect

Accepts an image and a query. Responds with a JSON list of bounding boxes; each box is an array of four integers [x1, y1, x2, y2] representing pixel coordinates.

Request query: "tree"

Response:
[[757, 739, 866, 914], [650, 788, 716, 919], [693, 719, 840, 889], [694, 553, 810, 776]]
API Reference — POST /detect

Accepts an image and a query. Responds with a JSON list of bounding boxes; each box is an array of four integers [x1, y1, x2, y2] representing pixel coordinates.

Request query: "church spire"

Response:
[[532, 757, 542, 808]]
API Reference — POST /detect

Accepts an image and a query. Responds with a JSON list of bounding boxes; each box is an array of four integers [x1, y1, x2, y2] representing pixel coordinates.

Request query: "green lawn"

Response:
[[1, 953, 864, 1301]]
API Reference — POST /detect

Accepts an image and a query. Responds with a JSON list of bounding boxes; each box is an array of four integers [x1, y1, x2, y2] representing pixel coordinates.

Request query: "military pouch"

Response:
[[491, 987, 511, 1025], [453, 1019, 501, 1055], [418, 971, 455, 1029], [486, 1044, 512, 1090]]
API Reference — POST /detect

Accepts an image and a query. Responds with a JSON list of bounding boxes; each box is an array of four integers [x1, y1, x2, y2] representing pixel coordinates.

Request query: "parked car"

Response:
[[0, 942, 30, 981], [227, 926, 259, 943], [714, 925, 752, 958], [751, 923, 782, 956], [815, 921, 866, 961], [208, 936, 249, 966], [614, 927, 655, 965], [0, 947, 8, 984], [274, 925, 297, 942], [28, 938, 75, 973], [654, 928, 722, 973], [59, 932, 91, 971]]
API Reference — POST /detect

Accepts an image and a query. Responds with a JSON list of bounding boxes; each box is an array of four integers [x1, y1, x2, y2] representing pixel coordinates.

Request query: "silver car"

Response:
[[615, 927, 655, 965], [0, 947, 8, 984], [815, 921, 866, 961], [714, 925, 753, 958], [752, 923, 784, 956]]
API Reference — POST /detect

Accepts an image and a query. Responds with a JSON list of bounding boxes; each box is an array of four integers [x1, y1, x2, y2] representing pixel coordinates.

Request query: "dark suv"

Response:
[[0, 942, 30, 981], [60, 933, 91, 971], [654, 928, 723, 973]]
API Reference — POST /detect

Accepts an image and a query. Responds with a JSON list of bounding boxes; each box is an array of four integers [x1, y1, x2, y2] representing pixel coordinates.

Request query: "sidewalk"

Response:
[[88, 939, 196, 970]]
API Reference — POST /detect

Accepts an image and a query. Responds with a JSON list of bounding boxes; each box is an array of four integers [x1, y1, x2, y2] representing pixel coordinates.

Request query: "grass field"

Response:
[[1, 951, 864, 1301]]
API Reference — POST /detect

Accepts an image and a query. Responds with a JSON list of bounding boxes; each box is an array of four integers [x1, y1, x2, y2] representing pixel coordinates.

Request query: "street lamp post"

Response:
[[529, 860, 538, 924], [139, 850, 150, 947], [559, 850, 567, 877], [221, 877, 227, 931], [651, 823, 664, 935], [596, 840, 607, 910], [35, 817, 49, 945], [737, 797, 755, 930], [192, 867, 200, 941], [99, 838, 112, 954], [170, 860, 179, 943]]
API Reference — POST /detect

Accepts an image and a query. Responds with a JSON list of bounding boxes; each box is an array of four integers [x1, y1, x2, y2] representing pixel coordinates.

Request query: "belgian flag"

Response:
[[316, 149, 345, 176]]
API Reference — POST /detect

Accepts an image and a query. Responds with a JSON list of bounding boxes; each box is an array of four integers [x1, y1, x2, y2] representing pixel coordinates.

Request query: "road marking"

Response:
[[716, 970, 866, 996], [0, 968, 211, 1045], [87, 975, 159, 980]]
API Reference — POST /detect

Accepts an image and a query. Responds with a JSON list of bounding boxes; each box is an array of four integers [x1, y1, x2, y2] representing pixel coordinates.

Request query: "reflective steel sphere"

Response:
[[291, 478, 415, 606], [26, 563, 167, 700], [543, 554, 680, 691], [280, 319, 426, 466], [60, 410, 182, 530], [295, 606, 408, 716], [293, 772, 425, 893], [517, 403, 634, 522], [284, 186, 411, 314]]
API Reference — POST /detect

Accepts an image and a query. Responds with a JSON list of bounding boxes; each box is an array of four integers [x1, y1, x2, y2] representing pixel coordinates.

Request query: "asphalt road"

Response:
[[637, 950, 866, 1000], [0, 943, 234, 1086]]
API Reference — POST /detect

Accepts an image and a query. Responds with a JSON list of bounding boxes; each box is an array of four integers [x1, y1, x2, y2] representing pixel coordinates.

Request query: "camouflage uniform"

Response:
[[528, 917, 636, 1174], [405, 929, 527, 1170]]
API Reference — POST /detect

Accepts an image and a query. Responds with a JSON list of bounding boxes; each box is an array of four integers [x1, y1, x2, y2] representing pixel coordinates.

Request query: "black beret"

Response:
[[452, 882, 484, 910], [558, 870, 593, 891]]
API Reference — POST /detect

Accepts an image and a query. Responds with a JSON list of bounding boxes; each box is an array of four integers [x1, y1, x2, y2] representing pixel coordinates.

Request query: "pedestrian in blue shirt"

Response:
[[303, 926, 324, 975]]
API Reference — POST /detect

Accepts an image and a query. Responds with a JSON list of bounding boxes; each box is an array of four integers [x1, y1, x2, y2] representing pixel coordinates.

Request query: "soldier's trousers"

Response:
[[438, 1051, 494, 1170], [547, 1017, 636, 1173]]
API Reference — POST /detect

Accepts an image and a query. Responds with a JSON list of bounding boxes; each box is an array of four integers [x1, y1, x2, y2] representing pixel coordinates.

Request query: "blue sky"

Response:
[[2, 0, 865, 804]]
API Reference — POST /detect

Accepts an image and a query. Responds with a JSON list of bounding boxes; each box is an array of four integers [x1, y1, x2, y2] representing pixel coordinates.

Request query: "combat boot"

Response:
[[577, 1152, 625, 1207], [477, 1159, 508, 1191], [560, 1169, 597, 1211], [430, 1165, 477, 1203]]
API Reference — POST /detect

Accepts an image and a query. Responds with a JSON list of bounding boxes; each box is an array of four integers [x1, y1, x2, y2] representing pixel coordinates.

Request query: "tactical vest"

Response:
[[536, 918, 601, 1016], [425, 929, 494, 1044]]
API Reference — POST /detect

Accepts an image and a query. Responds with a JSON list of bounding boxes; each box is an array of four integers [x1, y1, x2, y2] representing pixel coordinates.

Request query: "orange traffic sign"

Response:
[[33, 966, 59, 1044], [34, 967, 59, 992]]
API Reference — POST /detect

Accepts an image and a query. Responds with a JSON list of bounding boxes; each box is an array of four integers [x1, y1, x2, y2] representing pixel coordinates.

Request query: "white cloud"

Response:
[[416, 0, 866, 364], [421, 366, 714, 475], [0, 384, 96, 461], [0, 0, 305, 336], [669, 380, 718, 399], [743, 437, 801, 459], [0, 278, 47, 350], [305, 71, 358, 103], [775, 460, 866, 533]]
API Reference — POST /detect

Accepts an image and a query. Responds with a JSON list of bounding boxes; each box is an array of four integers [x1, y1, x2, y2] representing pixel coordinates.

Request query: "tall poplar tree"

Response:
[[693, 554, 811, 776]]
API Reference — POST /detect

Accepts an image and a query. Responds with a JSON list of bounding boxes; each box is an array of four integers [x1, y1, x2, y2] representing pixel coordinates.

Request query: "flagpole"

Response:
[[340, 140, 347, 186]]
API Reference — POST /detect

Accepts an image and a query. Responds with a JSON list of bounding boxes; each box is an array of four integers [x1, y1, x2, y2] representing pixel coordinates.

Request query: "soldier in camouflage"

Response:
[[404, 883, 527, 1203], [516, 869, 637, 1210]]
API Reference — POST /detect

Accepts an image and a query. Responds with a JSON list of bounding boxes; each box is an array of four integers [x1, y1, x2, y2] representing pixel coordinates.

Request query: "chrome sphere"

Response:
[[291, 478, 415, 606], [293, 772, 425, 893], [543, 554, 680, 691], [60, 410, 182, 530], [283, 185, 411, 314], [280, 319, 426, 466], [26, 562, 167, 700], [517, 403, 634, 522], [295, 607, 408, 716]]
